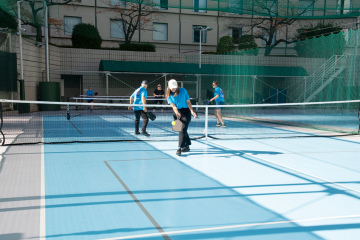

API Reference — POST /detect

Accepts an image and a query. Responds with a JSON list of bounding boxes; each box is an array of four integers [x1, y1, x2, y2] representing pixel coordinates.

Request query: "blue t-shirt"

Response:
[[167, 88, 190, 109], [86, 89, 94, 99], [214, 86, 224, 103], [131, 86, 147, 111]]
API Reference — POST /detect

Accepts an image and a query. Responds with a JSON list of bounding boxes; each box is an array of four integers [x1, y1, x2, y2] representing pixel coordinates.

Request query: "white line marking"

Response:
[[39, 144, 46, 239], [97, 214, 360, 240]]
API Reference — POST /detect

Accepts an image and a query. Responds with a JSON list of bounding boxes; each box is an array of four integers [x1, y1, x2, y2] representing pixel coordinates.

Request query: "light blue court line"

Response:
[[43, 140, 336, 240]]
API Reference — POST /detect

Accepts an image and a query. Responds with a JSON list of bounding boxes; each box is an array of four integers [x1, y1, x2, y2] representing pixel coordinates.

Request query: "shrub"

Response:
[[238, 35, 257, 50], [119, 42, 156, 52], [216, 36, 235, 53], [71, 23, 102, 49]]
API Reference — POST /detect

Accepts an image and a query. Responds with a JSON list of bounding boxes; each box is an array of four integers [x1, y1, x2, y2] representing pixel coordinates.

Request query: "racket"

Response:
[[202, 99, 210, 105], [172, 119, 182, 132], [147, 112, 156, 121], [94, 92, 98, 96]]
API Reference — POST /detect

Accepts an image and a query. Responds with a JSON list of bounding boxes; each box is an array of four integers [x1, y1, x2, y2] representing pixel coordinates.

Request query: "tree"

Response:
[[2, 0, 75, 42], [217, 36, 235, 53], [72, 23, 102, 49], [101, 0, 162, 44], [222, 0, 318, 56]]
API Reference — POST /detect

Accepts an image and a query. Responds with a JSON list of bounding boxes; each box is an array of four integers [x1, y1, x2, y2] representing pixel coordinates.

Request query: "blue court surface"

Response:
[[42, 135, 360, 240]]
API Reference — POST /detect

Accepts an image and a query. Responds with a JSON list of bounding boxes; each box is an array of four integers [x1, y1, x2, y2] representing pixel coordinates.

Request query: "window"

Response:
[[229, 0, 243, 15], [153, 23, 168, 41], [64, 16, 81, 35], [193, 0, 207, 13], [337, 0, 353, 14], [154, 0, 168, 10], [299, 0, 314, 17], [264, 0, 277, 16], [193, 25, 207, 43], [110, 20, 125, 38], [228, 27, 242, 44], [110, 0, 126, 6], [263, 30, 276, 45]]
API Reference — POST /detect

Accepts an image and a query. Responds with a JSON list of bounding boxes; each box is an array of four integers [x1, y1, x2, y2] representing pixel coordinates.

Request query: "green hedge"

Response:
[[216, 36, 235, 53], [119, 42, 156, 52], [71, 23, 102, 49]]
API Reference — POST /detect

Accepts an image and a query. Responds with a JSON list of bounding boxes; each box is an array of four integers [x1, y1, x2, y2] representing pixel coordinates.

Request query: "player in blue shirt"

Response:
[[128, 80, 150, 137], [86, 86, 95, 112], [209, 81, 225, 127], [166, 79, 197, 156]]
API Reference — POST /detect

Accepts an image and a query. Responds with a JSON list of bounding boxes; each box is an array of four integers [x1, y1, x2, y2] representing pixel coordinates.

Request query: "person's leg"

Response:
[[214, 108, 220, 126], [140, 110, 149, 135], [217, 108, 225, 125], [178, 109, 191, 149], [134, 111, 141, 133], [89, 100, 94, 112]]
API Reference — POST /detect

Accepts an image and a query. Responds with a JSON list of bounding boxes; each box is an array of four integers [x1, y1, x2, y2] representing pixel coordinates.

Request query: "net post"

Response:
[[106, 72, 109, 97], [66, 104, 70, 120], [0, 102, 5, 145], [205, 106, 208, 140]]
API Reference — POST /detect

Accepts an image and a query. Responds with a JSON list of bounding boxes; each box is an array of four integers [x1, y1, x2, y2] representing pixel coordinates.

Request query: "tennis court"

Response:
[[1, 100, 360, 240]]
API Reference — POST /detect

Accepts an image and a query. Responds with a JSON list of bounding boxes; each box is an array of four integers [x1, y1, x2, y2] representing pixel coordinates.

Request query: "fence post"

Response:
[[205, 106, 208, 140]]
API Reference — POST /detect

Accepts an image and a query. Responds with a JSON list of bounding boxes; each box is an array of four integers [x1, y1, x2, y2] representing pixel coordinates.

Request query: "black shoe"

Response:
[[135, 131, 140, 135], [181, 146, 190, 152], [141, 131, 150, 137], [176, 148, 181, 156]]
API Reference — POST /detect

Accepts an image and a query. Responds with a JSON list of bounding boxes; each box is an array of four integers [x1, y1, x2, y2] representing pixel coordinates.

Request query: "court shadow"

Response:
[[0, 233, 23, 240]]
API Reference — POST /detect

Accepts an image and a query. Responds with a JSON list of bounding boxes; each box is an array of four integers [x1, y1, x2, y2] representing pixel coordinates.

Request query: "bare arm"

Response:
[[170, 103, 180, 118], [142, 96, 147, 112], [128, 96, 133, 110], [186, 99, 197, 118], [210, 95, 219, 102]]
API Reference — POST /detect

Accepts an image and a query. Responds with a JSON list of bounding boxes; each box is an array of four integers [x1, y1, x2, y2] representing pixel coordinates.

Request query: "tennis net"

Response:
[[0, 99, 359, 145]]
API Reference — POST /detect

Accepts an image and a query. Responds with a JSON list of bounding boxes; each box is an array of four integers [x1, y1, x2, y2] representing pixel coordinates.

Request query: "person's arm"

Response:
[[170, 103, 180, 118], [128, 96, 133, 110], [186, 100, 197, 118], [210, 95, 219, 102], [142, 96, 147, 112]]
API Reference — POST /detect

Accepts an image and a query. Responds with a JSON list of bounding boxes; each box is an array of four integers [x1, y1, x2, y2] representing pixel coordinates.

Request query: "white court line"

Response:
[[39, 142, 46, 238], [211, 141, 360, 194], [98, 214, 360, 240]]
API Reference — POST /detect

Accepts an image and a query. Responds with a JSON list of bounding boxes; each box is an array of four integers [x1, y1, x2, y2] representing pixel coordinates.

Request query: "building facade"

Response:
[[22, 0, 359, 55]]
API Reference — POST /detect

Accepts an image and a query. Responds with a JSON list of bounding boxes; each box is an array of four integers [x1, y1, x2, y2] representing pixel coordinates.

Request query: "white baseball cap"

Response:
[[168, 79, 178, 89]]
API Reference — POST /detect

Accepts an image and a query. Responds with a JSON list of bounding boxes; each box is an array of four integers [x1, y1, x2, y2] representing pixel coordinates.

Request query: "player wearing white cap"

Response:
[[166, 79, 197, 156]]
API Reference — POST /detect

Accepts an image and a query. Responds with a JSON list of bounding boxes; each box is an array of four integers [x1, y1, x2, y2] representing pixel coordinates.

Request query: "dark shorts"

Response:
[[215, 101, 224, 109], [86, 99, 94, 103]]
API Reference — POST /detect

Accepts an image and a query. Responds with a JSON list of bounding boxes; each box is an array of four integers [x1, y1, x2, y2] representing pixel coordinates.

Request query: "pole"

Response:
[[106, 73, 109, 96], [205, 106, 208, 140], [199, 29, 202, 68], [352, 16, 359, 86], [17, 1, 24, 82], [44, 0, 50, 82], [95, 0, 97, 28]]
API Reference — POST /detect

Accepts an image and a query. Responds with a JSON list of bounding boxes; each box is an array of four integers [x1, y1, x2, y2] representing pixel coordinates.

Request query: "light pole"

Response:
[[193, 26, 212, 68], [17, 0, 35, 100], [43, 0, 49, 82], [17, 1, 24, 85]]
